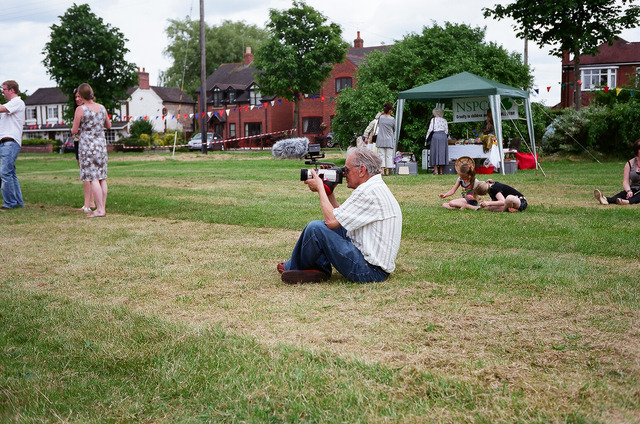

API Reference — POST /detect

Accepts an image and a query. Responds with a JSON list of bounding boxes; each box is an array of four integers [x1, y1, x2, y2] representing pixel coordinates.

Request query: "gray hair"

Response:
[[432, 108, 444, 118], [347, 147, 382, 176]]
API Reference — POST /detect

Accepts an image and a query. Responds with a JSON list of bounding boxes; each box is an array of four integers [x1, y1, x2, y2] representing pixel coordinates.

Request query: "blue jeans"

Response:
[[285, 220, 390, 283], [0, 141, 23, 209]]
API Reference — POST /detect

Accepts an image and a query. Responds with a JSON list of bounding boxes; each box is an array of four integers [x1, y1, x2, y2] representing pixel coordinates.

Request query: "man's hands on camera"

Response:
[[304, 169, 324, 193]]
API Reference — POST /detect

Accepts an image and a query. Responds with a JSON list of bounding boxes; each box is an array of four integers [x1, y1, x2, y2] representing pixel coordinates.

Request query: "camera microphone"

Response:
[[272, 137, 310, 159]]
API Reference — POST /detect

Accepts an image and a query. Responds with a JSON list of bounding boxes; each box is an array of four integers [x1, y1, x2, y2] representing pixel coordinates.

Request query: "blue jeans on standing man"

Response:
[[285, 220, 389, 283], [0, 140, 24, 209]]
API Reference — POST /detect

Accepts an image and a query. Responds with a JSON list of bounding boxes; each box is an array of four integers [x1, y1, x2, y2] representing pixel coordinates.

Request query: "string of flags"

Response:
[[23, 94, 339, 130], [532, 83, 636, 97]]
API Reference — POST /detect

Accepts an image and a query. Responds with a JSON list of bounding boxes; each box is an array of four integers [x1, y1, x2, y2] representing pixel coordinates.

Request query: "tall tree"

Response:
[[332, 22, 532, 152], [160, 19, 269, 99], [483, 0, 640, 110], [42, 3, 137, 121], [252, 1, 349, 133]]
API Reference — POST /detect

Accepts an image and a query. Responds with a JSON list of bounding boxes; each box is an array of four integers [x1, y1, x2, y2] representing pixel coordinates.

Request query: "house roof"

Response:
[[203, 44, 390, 94], [126, 86, 196, 104], [567, 38, 640, 66], [24, 87, 68, 105], [204, 63, 260, 92], [346, 45, 390, 67]]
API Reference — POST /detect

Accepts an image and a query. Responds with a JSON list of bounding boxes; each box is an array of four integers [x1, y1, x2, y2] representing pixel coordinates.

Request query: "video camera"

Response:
[[300, 143, 345, 195]]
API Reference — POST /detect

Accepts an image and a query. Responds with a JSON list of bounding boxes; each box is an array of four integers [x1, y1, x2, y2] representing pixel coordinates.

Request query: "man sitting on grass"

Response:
[[277, 148, 402, 284]]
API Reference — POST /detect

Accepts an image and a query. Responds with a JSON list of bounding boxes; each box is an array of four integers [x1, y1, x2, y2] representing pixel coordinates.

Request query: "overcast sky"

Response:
[[2, 0, 639, 106]]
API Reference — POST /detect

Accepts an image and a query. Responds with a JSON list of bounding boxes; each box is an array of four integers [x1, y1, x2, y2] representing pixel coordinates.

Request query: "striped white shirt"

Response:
[[333, 174, 402, 273]]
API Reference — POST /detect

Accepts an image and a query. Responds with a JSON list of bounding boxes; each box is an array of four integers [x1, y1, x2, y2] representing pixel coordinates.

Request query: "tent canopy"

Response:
[[398, 71, 530, 101], [395, 72, 538, 175]]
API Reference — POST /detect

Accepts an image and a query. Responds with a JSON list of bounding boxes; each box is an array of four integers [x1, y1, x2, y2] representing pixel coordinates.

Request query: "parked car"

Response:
[[61, 137, 75, 153], [188, 132, 223, 150]]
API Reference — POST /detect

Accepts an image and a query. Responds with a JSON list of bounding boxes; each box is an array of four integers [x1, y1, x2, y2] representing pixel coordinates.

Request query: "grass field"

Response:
[[1, 150, 639, 423]]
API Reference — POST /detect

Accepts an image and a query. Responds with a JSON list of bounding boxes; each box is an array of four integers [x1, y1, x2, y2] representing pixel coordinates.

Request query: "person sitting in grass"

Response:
[[277, 147, 402, 284], [474, 179, 528, 212], [439, 163, 479, 210], [593, 138, 640, 205]]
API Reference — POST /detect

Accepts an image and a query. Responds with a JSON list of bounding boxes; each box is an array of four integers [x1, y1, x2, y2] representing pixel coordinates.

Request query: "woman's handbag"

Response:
[[368, 118, 379, 144], [425, 118, 434, 147]]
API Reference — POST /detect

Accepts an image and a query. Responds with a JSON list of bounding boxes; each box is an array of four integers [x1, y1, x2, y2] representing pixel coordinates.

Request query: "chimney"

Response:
[[138, 67, 150, 90], [244, 46, 253, 66], [354, 31, 364, 49]]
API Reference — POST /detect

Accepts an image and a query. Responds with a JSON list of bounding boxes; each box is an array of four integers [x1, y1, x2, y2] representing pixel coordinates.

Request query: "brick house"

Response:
[[199, 32, 388, 144], [561, 38, 640, 108]]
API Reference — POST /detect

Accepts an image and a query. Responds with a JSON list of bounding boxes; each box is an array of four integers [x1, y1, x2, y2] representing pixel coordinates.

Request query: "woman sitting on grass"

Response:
[[593, 139, 640, 205], [474, 180, 528, 212]]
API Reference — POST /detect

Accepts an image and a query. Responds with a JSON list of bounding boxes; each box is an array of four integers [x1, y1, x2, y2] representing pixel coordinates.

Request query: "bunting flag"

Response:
[[604, 86, 609, 93], [616, 88, 622, 96], [321, 96, 325, 101], [577, 80, 582, 85], [547, 87, 551, 92], [631, 90, 636, 98]]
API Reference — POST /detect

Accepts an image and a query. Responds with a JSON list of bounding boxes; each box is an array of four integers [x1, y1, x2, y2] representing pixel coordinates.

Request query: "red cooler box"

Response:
[[515, 153, 538, 170]]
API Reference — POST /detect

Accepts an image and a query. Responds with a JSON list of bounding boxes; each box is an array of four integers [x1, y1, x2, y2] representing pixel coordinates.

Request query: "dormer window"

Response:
[[212, 87, 222, 107], [249, 85, 261, 106], [227, 89, 236, 104]]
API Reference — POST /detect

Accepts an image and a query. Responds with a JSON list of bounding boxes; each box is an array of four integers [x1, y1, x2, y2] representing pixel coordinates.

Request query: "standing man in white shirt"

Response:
[[0, 80, 25, 210], [277, 147, 403, 284]]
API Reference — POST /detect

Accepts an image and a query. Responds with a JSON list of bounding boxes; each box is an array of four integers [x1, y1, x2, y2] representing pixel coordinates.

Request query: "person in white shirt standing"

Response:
[[0, 80, 25, 210], [277, 147, 402, 284]]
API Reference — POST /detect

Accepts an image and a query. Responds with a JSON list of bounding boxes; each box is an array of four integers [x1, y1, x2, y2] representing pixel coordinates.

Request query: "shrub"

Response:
[[129, 119, 154, 139], [22, 138, 54, 146], [540, 103, 640, 156], [160, 130, 185, 146]]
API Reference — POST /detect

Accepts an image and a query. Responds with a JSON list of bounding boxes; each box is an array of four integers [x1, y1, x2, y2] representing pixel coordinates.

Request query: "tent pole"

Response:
[[489, 95, 505, 175]]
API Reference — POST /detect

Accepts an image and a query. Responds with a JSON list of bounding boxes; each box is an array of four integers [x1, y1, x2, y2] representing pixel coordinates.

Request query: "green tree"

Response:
[[332, 22, 532, 153], [42, 3, 137, 121], [160, 19, 269, 99], [483, 0, 640, 111], [253, 1, 349, 133]]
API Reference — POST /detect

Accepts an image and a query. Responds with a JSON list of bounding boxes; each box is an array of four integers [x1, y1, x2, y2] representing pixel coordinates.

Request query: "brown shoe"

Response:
[[593, 189, 608, 205], [277, 262, 285, 274], [281, 269, 329, 284]]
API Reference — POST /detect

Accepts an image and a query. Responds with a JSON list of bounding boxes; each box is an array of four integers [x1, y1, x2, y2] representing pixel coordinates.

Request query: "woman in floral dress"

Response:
[[71, 83, 111, 218]]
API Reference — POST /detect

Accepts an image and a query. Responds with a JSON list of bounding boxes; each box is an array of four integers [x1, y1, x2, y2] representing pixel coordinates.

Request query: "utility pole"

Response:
[[199, 0, 207, 154], [524, 36, 528, 66]]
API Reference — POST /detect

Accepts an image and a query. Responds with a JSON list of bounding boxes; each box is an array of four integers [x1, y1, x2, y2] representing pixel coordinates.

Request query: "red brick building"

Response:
[[561, 38, 640, 108], [198, 32, 388, 145]]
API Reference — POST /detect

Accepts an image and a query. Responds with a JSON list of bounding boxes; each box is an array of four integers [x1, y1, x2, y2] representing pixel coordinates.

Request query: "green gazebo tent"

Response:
[[394, 72, 539, 175]]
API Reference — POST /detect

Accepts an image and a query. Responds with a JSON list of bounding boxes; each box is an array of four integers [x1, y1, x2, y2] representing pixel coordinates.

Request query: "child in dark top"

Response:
[[474, 179, 528, 212]]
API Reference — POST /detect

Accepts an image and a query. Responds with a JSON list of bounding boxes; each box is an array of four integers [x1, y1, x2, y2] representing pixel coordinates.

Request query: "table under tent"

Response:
[[394, 72, 540, 175]]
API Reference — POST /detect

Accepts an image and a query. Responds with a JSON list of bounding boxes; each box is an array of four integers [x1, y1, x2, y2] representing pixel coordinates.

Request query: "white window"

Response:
[[26, 107, 37, 122], [47, 105, 59, 121], [581, 67, 617, 91]]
